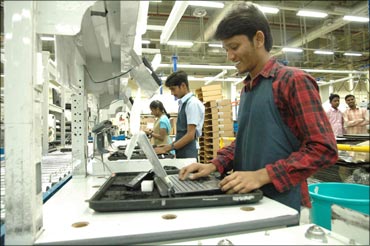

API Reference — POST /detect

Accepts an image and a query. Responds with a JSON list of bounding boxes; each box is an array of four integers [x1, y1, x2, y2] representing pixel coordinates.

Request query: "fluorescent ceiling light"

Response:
[[297, 10, 328, 18], [314, 50, 334, 55], [151, 54, 162, 71], [40, 36, 55, 41], [258, 6, 279, 14], [142, 48, 160, 54], [343, 15, 369, 22], [147, 25, 164, 31], [142, 40, 150, 44], [208, 43, 223, 48], [282, 47, 303, 53], [344, 52, 362, 57], [188, 1, 224, 8], [167, 40, 193, 47]]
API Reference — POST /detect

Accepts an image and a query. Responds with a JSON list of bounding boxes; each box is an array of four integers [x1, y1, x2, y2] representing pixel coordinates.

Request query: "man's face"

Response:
[[330, 97, 340, 109], [168, 82, 187, 99], [222, 34, 258, 74], [345, 96, 356, 108]]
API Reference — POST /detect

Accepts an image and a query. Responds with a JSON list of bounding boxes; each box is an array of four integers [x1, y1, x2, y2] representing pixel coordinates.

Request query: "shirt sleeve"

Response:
[[343, 110, 365, 127], [359, 108, 370, 126], [210, 140, 236, 174], [159, 116, 170, 134], [266, 71, 338, 193], [185, 98, 205, 137]]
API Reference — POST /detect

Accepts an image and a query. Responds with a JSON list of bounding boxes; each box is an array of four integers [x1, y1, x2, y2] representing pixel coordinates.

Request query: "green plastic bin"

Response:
[[309, 182, 369, 230]]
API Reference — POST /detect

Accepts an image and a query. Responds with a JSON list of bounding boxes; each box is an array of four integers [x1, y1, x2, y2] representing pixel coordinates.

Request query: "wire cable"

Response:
[[83, 65, 134, 84]]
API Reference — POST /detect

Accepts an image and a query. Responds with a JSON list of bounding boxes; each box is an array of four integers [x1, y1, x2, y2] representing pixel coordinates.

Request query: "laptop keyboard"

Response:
[[168, 174, 218, 193]]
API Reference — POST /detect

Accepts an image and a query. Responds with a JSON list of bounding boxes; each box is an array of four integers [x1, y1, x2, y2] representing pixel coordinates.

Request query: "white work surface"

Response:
[[165, 223, 356, 245], [87, 140, 197, 176], [35, 176, 299, 245]]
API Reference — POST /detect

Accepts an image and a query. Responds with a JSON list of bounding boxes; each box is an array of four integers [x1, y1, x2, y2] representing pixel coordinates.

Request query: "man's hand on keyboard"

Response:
[[179, 163, 217, 181]]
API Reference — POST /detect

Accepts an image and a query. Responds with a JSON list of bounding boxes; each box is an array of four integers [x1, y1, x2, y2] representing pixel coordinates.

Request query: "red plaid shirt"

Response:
[[211, 58, 338, 208]]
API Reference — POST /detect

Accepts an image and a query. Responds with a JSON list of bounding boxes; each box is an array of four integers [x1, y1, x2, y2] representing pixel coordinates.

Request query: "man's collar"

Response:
[[179, 92, 193, 104]]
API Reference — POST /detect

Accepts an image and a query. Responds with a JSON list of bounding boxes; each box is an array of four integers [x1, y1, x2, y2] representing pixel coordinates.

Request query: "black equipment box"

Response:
[[89, 169, 263, 212]]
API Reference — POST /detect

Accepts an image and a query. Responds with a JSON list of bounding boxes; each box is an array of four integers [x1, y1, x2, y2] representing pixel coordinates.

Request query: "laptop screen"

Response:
[[136, 132, 174, 190]]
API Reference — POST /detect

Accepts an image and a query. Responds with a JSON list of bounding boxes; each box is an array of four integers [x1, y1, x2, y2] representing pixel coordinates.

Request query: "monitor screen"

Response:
[[142, 56, 162, 86]]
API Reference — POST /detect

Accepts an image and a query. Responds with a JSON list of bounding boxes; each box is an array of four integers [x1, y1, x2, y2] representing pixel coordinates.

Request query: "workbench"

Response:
[[35, 175, 298, 245]]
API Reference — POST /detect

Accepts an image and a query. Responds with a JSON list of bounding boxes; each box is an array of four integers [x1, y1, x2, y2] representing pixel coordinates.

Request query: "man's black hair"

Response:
[[345, 94, 355, 100], [214, 2, 273, 52], [329, 94, 340, 103], [164, 70, 189, 89]]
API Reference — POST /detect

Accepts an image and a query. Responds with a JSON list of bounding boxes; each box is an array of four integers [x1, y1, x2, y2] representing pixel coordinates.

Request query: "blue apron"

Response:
[[175, 96, 198, 159], [234, 77, 301, 211]]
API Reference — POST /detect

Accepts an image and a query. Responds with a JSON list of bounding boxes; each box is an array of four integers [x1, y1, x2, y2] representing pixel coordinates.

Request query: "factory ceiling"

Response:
[[143, 0, 369, 84], [1, 1, 369, 92]]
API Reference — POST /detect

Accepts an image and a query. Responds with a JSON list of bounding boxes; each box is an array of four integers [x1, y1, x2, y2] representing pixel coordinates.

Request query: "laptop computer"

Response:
[[135, 132, 245, 197], [88, 132, 263, 212]]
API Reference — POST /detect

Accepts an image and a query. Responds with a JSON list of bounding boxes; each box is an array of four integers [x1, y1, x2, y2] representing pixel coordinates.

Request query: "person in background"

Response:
[[178, 2, 337, 212], [326, 94, 345, 136], [145, 100, 172, 147], [155, 71, 205, 160], [343, 94, 369, 134]]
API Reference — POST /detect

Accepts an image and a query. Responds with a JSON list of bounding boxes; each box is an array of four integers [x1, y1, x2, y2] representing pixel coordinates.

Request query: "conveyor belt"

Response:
[[0, 151, 72, 223]]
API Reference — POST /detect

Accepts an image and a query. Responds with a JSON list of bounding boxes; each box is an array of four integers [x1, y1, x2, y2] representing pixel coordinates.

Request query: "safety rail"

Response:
[[220, 137, 369, 153]]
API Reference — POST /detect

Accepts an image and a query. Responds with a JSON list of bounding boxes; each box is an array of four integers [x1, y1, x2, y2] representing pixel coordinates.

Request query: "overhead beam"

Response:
[[160, 1, 189, 44]]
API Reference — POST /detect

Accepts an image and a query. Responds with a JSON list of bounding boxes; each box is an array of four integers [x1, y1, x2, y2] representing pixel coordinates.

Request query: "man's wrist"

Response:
[[170, 142, 175, 151]]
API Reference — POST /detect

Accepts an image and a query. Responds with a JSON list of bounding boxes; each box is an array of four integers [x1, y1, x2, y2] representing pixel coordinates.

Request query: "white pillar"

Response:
[[71, 65, 88, 177], [4, 1, 43, 244], [41, 52, 50, 155]]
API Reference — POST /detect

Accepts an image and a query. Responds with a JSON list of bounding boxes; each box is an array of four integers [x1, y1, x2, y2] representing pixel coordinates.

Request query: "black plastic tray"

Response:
[[89, 171, 263, 212]]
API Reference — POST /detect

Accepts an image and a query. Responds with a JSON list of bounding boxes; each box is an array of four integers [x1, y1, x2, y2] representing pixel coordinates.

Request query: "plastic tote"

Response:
[[308, 182, 369, 230]]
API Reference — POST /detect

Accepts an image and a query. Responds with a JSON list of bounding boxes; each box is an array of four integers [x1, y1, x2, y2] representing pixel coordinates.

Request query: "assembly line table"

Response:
[[34, 175, 299, 245]]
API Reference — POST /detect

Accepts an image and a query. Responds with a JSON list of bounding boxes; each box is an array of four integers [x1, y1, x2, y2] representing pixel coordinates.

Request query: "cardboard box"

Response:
[[216, 99, 231, 106], [218, 111, 232, 118], [218, 105, 232, 113], [218, 117, 233, 125], [201, 84, 222, 91], [203, 120, 219, 128], [218, 123, 233, 131], [202, 95, 223, 102], [201, 90, 222, 97], [218, 130, 234, 137], [205, 112, 218, 120], [204, 130, 218, 138], [205, 107, 218, 114], [204, 101, 217, 108]]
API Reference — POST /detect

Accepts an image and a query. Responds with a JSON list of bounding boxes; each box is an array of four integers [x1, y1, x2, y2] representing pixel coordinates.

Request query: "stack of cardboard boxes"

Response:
[[195, 84, 223, 102], [195, 84, 234, 163], [200, 99, 234, 163]]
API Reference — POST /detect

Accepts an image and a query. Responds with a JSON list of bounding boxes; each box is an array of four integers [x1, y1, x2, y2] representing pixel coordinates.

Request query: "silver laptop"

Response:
[[136, 132, 221, 197]]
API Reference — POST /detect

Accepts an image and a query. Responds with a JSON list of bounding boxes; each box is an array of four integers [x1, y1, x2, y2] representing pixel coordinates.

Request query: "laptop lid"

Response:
[[136, 132, 174, 191], [136, 132, 222, 197]]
